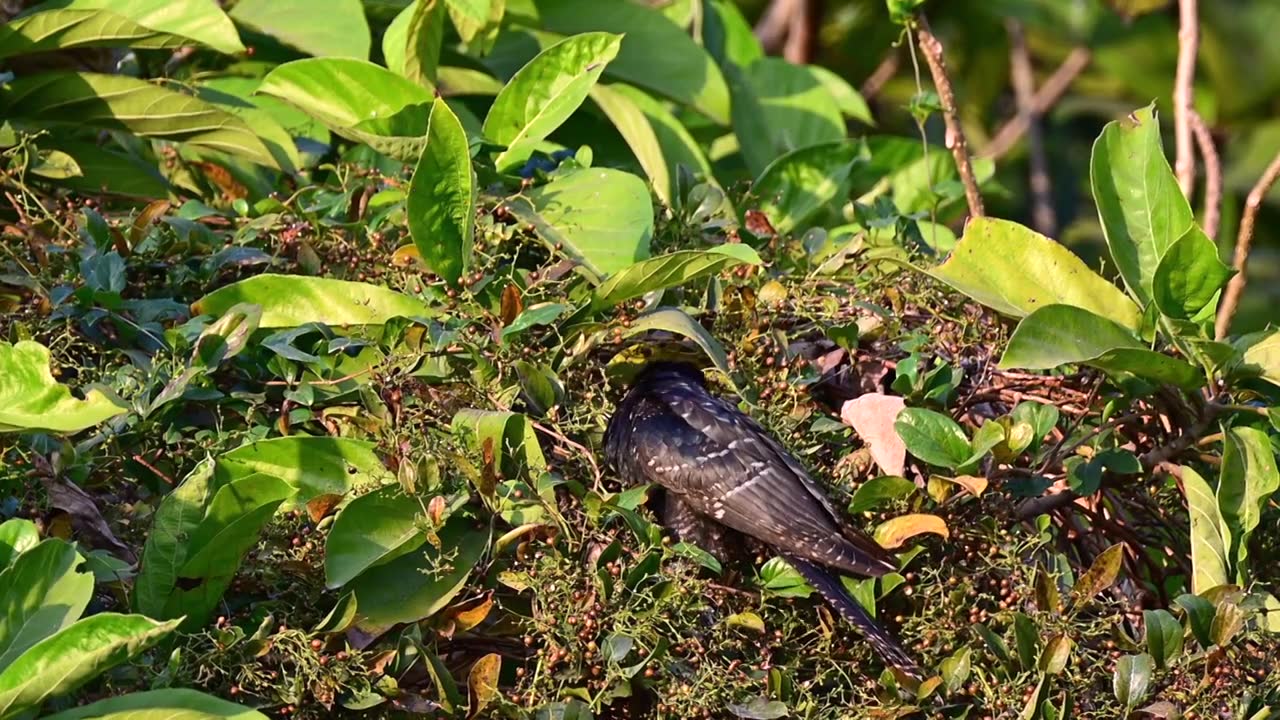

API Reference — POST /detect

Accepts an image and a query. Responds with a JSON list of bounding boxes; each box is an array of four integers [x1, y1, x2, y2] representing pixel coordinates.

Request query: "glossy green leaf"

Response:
[[701, 0, 762, 70], [501, 302, 570, 343], [1152, 226, 1234, 319], [534, 0, 730, 124], [1000, 305, 1202, 389], [216, 437, 394, 506], [180, 474, 292, 578], [0, 72, 281, 169], [1182, 466, 1231, 595], [0, 539, 93, 671], [193, 274, 433, 328], [1012, 612, 1039, 670], [0, 614, 179, 718], [929, 217, 1142, 331], [43, 688, 268, 720], [0, 520, 37, 571], [1143, 609, 1183, 669], [894, 408, 971, 469], [451, 409, 547, 482], [135, 459, 215, 618], [590, 83, 714, 205], [1238, 330, 1280, 389], [1090, 104, 1194, 305], [230, 0, 370, 59], [257, 58, 433, 161], [408, 98, 476, 286], [1217, 427, 1279, 575], [1173, 593, 1215, 649], [503, 167, 653, 278], [0, 341, 126, 433], [0, 1, 244, 58], [383, 0, 444, 87], [940, 647, 971, 692], [325, 485, 429, 589], [1071, 543, 1124, 608], [752, 141, 861, 235], [351, 519, 487, 633], [1112, 653, 1153, 709], [847, 476, 917, 514], [746, 58, 845, 154], [591, 245, 760, 311], [483, 32, 621, 170], [760, 557, 812, 598]]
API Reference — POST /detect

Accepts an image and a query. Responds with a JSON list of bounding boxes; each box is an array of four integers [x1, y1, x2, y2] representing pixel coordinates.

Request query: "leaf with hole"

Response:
[[0, 341, 126, 433]]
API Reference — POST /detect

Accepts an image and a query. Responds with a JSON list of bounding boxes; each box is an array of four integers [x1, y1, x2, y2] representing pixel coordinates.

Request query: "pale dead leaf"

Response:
[[840, 393, 907, 476]]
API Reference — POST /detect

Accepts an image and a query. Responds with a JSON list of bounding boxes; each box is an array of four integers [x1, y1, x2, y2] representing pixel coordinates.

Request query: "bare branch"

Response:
[[1215, 149, 1280, 339], [1006, 19, 1056, 236], [915, 16, 984, 218], [755, 0, 800, 54], [783, 0, 822, 64], [983, 48, 1092, 160], [861, 50, 900, 99], [1174, 0, 1199, 199], [1188, 109, 1221, 240]]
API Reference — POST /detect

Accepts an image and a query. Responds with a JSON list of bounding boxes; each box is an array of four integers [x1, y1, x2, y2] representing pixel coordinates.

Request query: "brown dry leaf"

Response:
[[41, 475, 136, 563], [390, 243, 425, 267], [840, 393, 907, 476], [467, 653, 502, 719], [448, 592, 494, 634], [306, 493, 344, 523], [945, 475, 989, 497], [128, 199, 170, 249], [499, 284, 524, 327], [873, 513, 949, 549]]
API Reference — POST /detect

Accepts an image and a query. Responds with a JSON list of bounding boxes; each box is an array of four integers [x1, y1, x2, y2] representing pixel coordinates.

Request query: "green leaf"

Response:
[[534, 0, 730, 124], [0, 614, 179, 718], [503, 167, 652, 278], [609, 307, 732, 381], [42, 688, 268, 720], [1152, 226, 1234, 319], [1217, 427, 1279, 577], [940, 647, 971, 692], [257, 58, 433, 161], [0, 520, 37, 571], [999, 305, 1202, 389], [0, 539, 93, 671], [384, 0, 444, 87], [1012, 612, 1039, 670], [1071, 543, 1124, 608], [483, 32, 621, 170], [1143, 609, 1183, 669], [44, 140, 169, 199], [847, 476, 917, 514], [134, 460, 214, 619], [589, 83, 714, 206], [215, 437, 394, 507], [1238, 330, 1280, 389], [501, 303, 570, 343], [451, 410, 547, 482], [745, 58, 845, 154], [230, 0, 370, 59], [351, 519, 487, 634], [408, 98, 476, 287], [590, 245, 760, 311], [192, 274, 433, 329], [325, 485, 428, 589], [752, 141, 861, 235], [807, 65, 873, 125], [1112, 653, 1154, 709], [181, 474, 293, 577], [1182, 466, 1231, 595], [928, 217, 1142, 331], [0, 2, 243, 58], [1039, 634, 1073, 675], [702, 0, 763, 70], [727, 697, 788, 720], [759, 557, 812, 599], [0, 341, 126, 433], [0, 72, 281, 169], [1090, 104, 1194, 305], [894, 408, 971, 469]]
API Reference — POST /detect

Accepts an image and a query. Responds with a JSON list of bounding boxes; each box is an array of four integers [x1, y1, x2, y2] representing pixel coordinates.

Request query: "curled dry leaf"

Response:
[[873, 513, 950, 549], [840, 393, 907, 476]]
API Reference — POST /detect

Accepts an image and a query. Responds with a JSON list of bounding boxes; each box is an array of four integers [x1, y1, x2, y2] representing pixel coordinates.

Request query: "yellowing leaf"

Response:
[[0, 341, 126, 434], [873, 513, 949, 549]]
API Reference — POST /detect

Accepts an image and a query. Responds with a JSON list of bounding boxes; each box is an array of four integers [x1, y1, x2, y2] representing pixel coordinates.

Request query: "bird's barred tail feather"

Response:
[[786, 555, 923, 680]]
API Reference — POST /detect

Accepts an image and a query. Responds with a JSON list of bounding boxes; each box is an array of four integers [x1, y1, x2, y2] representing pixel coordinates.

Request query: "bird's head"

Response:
[[604, 337, 715, 389]]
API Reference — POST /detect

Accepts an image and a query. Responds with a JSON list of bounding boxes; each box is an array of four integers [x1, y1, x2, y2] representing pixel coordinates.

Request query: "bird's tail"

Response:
[[786, 555, 923, 681]]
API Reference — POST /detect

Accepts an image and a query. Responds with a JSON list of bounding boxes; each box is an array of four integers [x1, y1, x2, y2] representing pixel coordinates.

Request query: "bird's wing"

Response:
[[629, 395, 895, 577], [649, 380, 897, 572]]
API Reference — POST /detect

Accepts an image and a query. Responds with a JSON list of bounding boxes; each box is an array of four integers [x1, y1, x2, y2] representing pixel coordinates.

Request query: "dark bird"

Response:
[[605, 361, 921, 679]]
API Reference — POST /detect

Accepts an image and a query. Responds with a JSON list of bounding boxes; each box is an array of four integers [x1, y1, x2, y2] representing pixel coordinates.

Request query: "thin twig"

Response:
[[1215, 149, 1280, 339], [982, 48, 1092, 160], [132, 454, 175, 485], [915, 16, 984, 218], [754, 0, 801, 54], [531, 421, 603, 488], [1174, 0, 1199, 199], [1189, 109, 1221, 239], [1006, 19, 1056, 236], [782, 0, 821, 64], [861, 50, 900, 99]]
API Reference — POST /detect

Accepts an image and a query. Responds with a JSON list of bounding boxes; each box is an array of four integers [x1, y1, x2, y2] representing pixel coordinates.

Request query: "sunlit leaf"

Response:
[[1071, 543, 1124, 608], [42, 688, 269, 719], [0, 2, 244, 58], [1152, 226, 1234, 319], [893, 408, 970, 469], [230, 0, 370, 59], [752, 141, 861, 235], [0, 539, 93, 670], [216, 436, 394, 506], [193, 274, 434, 328], [591, 245, 760, 311], [408, 98, 476, 286], [0, 341, 125, 434], [1181, 466, 1231, 595], [873, 513, 948, 549], [325, 485, 430, 589], [1217, 427, 1280, 576], [1112, 653, 1153, 709]]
